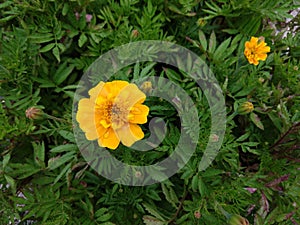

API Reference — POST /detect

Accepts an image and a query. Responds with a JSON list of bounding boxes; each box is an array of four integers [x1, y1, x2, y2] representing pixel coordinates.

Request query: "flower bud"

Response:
[[228, 215, 249, 225], [132, 29, 139, 38], [25, 107, 45, 120], [237, 102, 254, 115], [194, 210, 201, 219], [197, 18, 207, 27], [140, 81, 152, 94], [85, 14, 92, 23]]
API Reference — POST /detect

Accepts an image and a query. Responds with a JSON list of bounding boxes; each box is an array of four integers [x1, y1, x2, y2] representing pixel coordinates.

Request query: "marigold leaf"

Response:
[[198, 30, 207, 51], [40, 43, 55, 53], [250, 112, 264, 130], [52, 46, 60, 62]]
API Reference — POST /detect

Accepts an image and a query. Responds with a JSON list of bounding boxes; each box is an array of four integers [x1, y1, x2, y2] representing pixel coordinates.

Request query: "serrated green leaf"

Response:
[[4, 175, 16, 193], [161, 183, 178, 208], [59, 130, 76, 143], [147, 189, 161, 201], [214, 37, 231, 61], [31, 176, 54, 185], [198, 30, 207, 51], [50, 144, 78, 153], [236, 133, 250, 142], [2, 153, 11, 169], [234, 85, 256, 97], [52, 46, 60, 62], [96, 212, 113, 222], [208, 31, 216, 53], [53, 62, 75, 85], [53, 163, 71, 184], [78, 33, 88, 48], [33, 141, 45, 167], [62, 3, 69, 16], [198, 177, 208, 197], [202, 168, 223, 177], [10, 163, 41, 179], [40, 43, 55, 53], [30, 33, 54, 43], [191, 175, 198, 192], [48, 151, 76, 170], [143, 215, 166, 225], [142, 203, 165, 221], [250, 112, 264, 130]]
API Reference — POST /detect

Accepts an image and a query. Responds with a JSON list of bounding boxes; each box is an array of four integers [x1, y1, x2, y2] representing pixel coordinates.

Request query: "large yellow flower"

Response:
[[244, 37, 270, 65], [76, 80, 149, 150]]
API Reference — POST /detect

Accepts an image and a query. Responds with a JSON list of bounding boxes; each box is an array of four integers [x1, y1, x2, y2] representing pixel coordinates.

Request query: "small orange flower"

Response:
[[244, 37, 270, 65], [76, 80, 149, 150]]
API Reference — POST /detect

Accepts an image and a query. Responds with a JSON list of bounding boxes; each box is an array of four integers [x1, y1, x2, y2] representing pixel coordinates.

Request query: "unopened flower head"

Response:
[[140, 81, 152, 93], [229, 214, 249, 225], [76, 80, 149, 150], [194, 210, 201, 219], [244, 36, 270, 65], [25, 107, 44, 120], [237, 102, 254, 115], [132, 29, 139, 38], [85, 14, 92, 23]]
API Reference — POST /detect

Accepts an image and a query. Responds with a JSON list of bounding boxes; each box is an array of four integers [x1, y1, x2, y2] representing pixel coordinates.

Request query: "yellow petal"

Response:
[[76, 98, 96, 130], [116, 84, 146, 107], [88, 81, 105, 101], [116, 124, 144, 147], [256, 53, 266, 60], [105, 80, 129, 97], [99, 127, 120, 149], [250, 37, 258, 44], [129, 104, 149, 124]]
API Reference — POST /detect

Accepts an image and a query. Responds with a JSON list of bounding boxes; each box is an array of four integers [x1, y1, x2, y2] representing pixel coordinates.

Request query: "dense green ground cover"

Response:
[[0, 0, 299, 224]]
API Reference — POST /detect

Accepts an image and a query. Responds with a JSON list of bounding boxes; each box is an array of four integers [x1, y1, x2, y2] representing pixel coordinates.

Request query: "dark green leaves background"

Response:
[[0, 0, 299, 224]]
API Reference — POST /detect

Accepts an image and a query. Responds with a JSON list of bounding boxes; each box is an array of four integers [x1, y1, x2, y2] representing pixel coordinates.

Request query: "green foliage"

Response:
[[1, 0, 299, 224]]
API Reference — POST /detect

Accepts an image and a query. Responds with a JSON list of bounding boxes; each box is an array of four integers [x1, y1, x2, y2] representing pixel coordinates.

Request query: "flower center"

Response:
[[97, 100, 129, 129]]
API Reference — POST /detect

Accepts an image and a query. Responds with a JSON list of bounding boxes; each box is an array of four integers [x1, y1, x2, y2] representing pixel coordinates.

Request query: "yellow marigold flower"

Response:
[[76, 80, 149, 150], [244, 37, 270, 65]]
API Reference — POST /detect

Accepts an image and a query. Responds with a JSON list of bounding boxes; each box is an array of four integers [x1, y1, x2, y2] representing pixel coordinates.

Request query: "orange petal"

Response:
[[99, 127, 120, 150], [116, 124, 144, 147], [257, 53, 267, 61], [105, 80, 129, 96], [250, 37, 258, 44]]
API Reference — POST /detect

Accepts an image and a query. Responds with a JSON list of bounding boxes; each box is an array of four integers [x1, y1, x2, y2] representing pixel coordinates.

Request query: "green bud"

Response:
[[197, 18, 207, 27], [140, 81, 153, 94], [237, 102, 254, 115], [25, 107, 45, 120], [228, 214, 249, 225]]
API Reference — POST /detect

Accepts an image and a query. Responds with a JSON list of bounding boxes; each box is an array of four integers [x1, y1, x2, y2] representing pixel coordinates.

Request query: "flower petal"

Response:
[[116, 84, 146, 107], [116, 124, 144, 147], [129, 104, 149, 124], [99, 127, 120, 149], [88, 81, 105, 101], [76, 98, 96, 131]]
